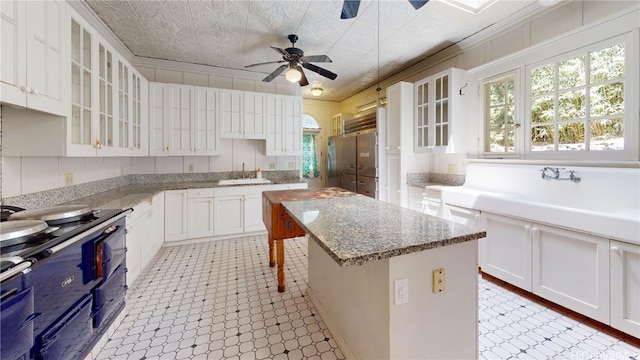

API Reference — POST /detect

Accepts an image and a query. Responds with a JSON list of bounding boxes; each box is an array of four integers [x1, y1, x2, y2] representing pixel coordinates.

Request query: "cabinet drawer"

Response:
[[188, 188, 214, 198]]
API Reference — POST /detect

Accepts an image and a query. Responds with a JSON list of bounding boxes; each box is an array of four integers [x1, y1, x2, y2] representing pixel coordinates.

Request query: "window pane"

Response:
[[558, 89, 585, 120], [590, 82, 624, 117], [590, 44, 624, 83], [558, 122, 585, 151], [558, 55, 585, 90], [531, 95, 554, 123], [531, 125, 554, 151], [506, 106, 515, 127], [489, 107, 504, 129], [590, 118, 623, 151], [489, 130, 505, 152], [531, 64, 554, 95], [489, 82, 505, 105], [506, 80, 515, 104]]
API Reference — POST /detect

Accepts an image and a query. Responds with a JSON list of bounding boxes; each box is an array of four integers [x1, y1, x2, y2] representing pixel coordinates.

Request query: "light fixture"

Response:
[[311, 87, 323, 96], [285, 66, 302, 83]]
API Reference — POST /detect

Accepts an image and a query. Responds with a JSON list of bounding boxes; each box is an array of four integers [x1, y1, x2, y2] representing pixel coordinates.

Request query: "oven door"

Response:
[[1, 272, 36, 360], [93, 264, 126, 328], [39, 295, 93, 360], [93, 219, 126, 280]]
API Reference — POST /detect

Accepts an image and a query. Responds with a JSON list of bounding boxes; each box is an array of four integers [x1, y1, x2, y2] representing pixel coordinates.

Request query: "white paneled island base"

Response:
[[307, 238, 478, 359], [281, 195, 485, 359]]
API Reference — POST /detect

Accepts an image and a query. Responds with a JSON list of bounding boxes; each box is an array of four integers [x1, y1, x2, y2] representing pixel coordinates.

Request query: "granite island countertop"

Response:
[[281, 196, 485, 267]]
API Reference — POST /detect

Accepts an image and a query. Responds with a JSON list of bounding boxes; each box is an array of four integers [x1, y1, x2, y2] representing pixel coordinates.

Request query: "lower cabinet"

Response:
[[164, 190, 188, 242], [532, 224, 610, 323], [212, 195, 244, 236], [407, 186, 423, 212], [480, 213, 532, 292], [126, 193, 163, 287], [244, 194, 265, 232], [610, 240, 640, 337], [187, 189, 214, 239]]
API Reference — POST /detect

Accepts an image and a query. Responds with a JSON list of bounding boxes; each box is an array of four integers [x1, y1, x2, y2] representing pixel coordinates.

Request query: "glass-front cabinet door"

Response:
[[70, 17, 95, 154], [414, 68, 466, 153], [98, 43, 114, 150]]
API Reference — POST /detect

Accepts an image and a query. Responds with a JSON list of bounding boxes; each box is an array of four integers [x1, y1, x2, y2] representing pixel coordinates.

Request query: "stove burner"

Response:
[[8, 205, 94, 225]]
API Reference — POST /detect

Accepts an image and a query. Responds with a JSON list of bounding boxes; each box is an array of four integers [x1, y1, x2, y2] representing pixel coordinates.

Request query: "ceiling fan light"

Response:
[[285, 67, 302, 83], [311, 87, 323, 96]]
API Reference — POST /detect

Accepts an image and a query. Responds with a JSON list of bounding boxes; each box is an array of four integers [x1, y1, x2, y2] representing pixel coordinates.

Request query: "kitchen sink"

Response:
[[217, 178, 272, 186]]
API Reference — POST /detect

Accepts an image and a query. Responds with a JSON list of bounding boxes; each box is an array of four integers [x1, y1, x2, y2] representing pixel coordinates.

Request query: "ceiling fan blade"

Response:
[[270, 46, 289, 57], [296, 65, 309, 87], [340, 0, 360, 19], [408, 0, 429, 10], [245, 60, 285, 68], [301, 62, 337, 80], [299, 55, 332, 63], [262, 64, 288, 82]]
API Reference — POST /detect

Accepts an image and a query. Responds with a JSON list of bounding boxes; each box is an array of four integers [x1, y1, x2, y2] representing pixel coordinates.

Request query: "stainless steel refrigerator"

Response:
[[327, 130, 378, 198]]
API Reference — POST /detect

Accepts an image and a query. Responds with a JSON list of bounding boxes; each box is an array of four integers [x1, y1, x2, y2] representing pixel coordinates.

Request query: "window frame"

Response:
[[480, 70, 521, 159], [476, 26, 639, 162]]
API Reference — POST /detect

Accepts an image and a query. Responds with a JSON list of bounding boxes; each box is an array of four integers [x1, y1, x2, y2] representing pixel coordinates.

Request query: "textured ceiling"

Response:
[[86, 0, 541, 101]]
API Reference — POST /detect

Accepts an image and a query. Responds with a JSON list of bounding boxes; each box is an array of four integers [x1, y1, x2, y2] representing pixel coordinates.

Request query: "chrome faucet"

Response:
[[242, 162, 245, 179], [540, 167, 581, 183], [541, 167, 560, 180]]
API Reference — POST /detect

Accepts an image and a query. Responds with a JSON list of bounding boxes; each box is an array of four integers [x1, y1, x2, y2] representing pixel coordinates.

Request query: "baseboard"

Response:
[[306, 286, 358, 360]]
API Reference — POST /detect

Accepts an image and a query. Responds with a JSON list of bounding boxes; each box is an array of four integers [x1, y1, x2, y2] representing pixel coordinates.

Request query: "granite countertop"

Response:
[[281, 196, 485, 267], [66, 178, 306, 210]]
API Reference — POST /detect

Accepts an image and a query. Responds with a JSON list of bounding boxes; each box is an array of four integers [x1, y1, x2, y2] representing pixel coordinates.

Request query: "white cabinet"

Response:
[[414, 68, 466, 153], [213, 195, 244, 236], [187, 188, 214, 239], [164, 190, 188, 242], [242, 91, 266, 139], [0, 0, 67, 116], [330, 112, 351, 136], [3, 6, 148, 157], [385, 82, 414, 207], [126, 193, 164, 287], [265, 94, 302, 156], [480, 212, 532, 291], [610, 240, 640, 337], [219, 89, 243, 139], [213, 185, 273, 236], [407, 186, 424, 212], [421, 188, 443, 217], [532, 224, 610, 323], [149, 83, 219, 156]]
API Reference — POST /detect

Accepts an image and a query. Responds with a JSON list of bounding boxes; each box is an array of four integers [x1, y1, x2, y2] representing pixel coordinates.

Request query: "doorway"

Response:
[[302, 114, 322, 189]]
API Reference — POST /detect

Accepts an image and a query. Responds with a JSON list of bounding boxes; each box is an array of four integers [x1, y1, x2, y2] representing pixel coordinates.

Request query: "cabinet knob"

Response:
[[20, 85, 28, 92], [165, 146, 169, 151], [29, 88, 39, 95], [396, 146, 401, 150]]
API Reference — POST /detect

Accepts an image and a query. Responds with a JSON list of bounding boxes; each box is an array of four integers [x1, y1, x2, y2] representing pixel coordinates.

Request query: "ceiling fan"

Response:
[[244, 34, 337, 87], [340, 0, 430, 19]]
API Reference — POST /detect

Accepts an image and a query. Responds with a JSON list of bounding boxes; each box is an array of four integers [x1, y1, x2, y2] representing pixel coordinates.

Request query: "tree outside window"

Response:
[[529, 43, 625, 152], [485, 75, 516, 153]]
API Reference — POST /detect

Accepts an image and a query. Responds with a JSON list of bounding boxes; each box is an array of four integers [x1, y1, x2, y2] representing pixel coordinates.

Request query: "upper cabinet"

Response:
[[219, 89, 266, 140], [414, 68, 466, 153], [3, 4, 148, 157], [265, 94, 302, 156], [149, 82, 220, 156], [0, 0, 67, 116]]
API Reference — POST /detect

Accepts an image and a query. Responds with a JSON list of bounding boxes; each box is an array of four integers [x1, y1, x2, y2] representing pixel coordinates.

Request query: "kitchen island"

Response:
[[282, 196, 486, 359]]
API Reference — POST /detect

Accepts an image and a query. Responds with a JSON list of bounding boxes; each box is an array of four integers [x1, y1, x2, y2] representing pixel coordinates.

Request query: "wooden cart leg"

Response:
[[276, 239, 285, 292], [268, 235, 276, 267]]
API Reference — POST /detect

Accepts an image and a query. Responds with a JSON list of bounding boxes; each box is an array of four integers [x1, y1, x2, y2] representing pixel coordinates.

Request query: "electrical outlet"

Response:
[[64, 173, 73, 186], [269, 162, 276, 170], [120, 166, 124, 176], [188, 164, 194, 172], [394, 278, 409, 305], [447, 164, 456, 174], [288, 162, 295, 169], [433, 268, 446, 293]]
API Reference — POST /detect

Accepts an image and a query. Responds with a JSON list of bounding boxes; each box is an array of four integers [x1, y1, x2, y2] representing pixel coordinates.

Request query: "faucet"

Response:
[[242, 162, 245, 179], [541, 167, 560, 180], [540, 167, 581, 183]]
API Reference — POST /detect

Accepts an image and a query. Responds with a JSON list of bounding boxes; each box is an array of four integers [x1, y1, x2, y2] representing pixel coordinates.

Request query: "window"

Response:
[[302, 114, 320, 179], [527, 42, 625, 154], [480, 32, 636, 161], [485, 74, 516, 154]]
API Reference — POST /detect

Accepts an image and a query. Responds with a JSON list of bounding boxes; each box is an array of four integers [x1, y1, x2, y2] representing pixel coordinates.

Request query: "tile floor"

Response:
[[94, 235, 640, 360]]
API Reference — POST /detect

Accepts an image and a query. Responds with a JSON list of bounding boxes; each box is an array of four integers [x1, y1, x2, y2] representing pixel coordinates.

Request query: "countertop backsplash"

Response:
[[3, 171, 301, 210]]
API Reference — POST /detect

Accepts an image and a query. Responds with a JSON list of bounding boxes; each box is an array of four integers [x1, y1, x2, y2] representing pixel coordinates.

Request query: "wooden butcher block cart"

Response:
[[262, 187, 357, 292]]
